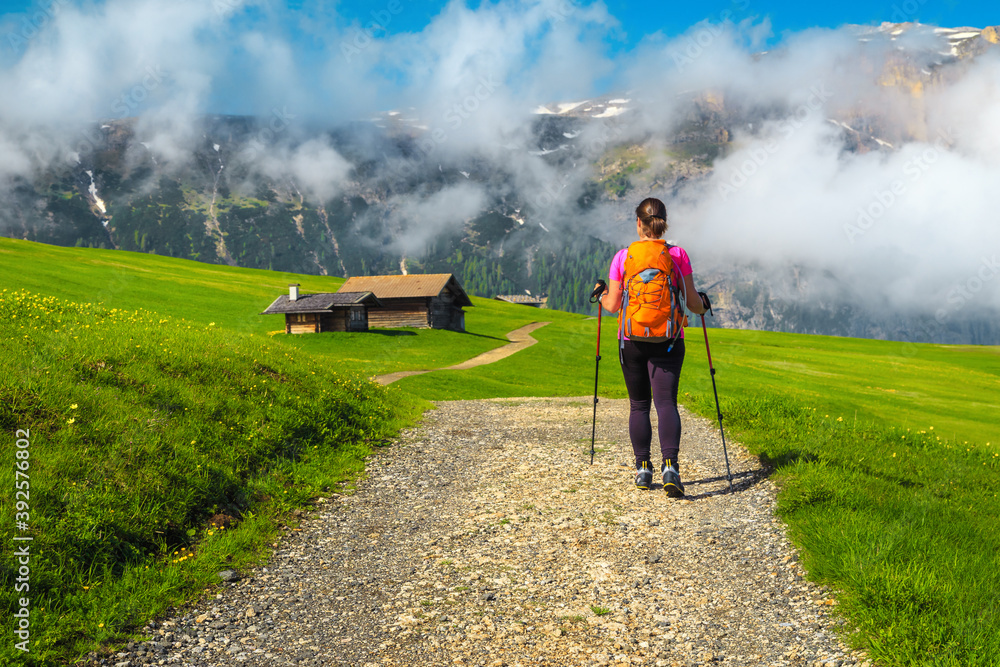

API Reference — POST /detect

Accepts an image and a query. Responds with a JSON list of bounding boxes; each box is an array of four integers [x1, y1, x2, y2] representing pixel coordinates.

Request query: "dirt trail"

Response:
[[108, 398, 871, 667], [375, 322, 550, 385]]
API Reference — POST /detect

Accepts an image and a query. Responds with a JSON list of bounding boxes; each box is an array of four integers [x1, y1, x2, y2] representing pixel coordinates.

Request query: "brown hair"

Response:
[[635, 197, 668, 238]]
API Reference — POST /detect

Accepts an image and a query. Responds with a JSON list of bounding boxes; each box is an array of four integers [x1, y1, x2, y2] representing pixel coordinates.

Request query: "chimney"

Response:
[[289, 284, 300, 301]]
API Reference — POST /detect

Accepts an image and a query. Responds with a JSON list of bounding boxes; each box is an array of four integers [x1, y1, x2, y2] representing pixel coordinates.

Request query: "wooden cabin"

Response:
[[338, 274, 472, 331], [495, 294, 548, 308], [261, 284, 382, 334]]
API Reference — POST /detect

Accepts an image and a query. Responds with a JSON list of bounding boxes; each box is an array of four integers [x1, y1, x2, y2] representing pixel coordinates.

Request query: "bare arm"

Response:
[[683, 273, 708, 315]]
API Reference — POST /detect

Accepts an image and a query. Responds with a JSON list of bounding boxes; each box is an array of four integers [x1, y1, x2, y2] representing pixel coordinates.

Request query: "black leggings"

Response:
[[619, 339, 685, 468]]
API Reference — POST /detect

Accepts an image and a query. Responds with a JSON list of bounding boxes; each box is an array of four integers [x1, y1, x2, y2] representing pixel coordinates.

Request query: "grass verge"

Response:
[[0, 290, 424, 664], [680, 328, 1000, 666]]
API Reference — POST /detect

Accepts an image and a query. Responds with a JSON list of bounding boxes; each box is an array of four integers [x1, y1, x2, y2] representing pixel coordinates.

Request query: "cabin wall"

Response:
[[319, 312, 348, 333], [347, 306, 369, 332], [323, 307, 369, 332], [429, 291, 466, 331], [285, 313, 320, 334], [367, 298, 431, 329], [279, 307, 371, 334]]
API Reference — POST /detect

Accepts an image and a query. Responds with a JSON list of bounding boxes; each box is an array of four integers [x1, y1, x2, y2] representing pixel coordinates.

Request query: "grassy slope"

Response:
[[698, 328, 1000, 444], [401, 317, 999, 448], [0, 238, 321, 333], [682, 329, 1000, 666], [0, 238, 525, 375], [2, 238, 999, 665], [0, 289, 425, 664]]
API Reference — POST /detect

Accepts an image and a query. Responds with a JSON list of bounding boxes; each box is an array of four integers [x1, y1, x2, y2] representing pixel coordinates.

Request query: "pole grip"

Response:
[[590, 279, 607, 302]]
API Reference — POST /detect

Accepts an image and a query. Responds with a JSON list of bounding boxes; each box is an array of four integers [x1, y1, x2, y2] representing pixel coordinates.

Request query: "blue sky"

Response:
[[0, 0, 995, 119], [1, 0, 994, 47], [330, 0, 992, 44]]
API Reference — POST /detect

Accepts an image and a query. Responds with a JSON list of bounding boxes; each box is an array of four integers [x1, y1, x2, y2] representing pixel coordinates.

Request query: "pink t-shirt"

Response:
[[609, 243, 694, 340]]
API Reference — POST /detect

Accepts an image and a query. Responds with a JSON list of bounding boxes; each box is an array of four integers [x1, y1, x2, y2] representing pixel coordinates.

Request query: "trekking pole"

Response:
[[588, 280, 607, 465], [699, 294, 734, 491]]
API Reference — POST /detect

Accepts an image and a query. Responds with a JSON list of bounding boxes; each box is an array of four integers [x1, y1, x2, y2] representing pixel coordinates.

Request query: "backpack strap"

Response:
[[664, 244, 687, 352], [619, 275, 629, 363]]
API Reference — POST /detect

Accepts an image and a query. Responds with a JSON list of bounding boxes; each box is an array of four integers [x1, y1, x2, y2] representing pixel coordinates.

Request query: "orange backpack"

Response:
[[618, 240, 687, 351]]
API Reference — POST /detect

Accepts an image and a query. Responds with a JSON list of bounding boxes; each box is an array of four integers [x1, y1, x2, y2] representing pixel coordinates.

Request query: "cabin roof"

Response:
[[495, 294, 547, 305], [338, 274, 473, 307], [261, 291, 382, 315]]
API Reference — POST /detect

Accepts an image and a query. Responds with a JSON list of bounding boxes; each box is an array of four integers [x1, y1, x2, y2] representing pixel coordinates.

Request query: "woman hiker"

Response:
[[596, 197, 710, 497]]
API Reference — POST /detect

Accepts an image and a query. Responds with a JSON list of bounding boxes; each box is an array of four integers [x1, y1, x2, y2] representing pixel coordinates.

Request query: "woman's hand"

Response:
[[589, 280, 607, 303], [601, 279, 623, 313], [698, 291, 712, 312]]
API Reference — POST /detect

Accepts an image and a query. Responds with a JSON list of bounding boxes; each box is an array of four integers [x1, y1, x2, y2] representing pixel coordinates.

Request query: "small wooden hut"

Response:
[[261, 284, 382, 334], [338, 274, 472, 331]]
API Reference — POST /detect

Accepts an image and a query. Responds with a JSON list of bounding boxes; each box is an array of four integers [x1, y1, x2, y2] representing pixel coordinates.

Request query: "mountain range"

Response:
[[2, 21, 998, 343]]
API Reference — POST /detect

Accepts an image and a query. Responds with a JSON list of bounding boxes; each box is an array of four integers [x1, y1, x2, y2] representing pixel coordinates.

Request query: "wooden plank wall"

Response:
[[368, 298, 431, 329], [320, 312, 347, 333], [283, 308, 371, 334], [286, 313, 320, 334], [348, 306, 369, 332], [429, 291, 465, 331]]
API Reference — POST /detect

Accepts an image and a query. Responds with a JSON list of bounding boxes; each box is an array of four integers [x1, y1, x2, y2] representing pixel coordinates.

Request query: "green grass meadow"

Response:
[[1, 237, 999, 665], [679, 328, 1000, 666]]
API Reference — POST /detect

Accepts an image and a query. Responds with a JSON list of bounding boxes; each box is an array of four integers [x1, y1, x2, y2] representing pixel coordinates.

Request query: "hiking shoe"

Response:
[[634, 461, 653, 490], [662, 461, 685, 498]]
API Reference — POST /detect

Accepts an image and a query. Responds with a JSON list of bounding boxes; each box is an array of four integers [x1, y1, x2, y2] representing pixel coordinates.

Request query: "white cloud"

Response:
[[388, 183, 488, 256], [0, 0, 997, 318], [250, 136, 353, 203]]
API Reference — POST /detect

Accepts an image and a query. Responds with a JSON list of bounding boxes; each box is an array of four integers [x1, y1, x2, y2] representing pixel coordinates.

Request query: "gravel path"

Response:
[[99, 398, 873, 667], [374, 323, 550, 385]]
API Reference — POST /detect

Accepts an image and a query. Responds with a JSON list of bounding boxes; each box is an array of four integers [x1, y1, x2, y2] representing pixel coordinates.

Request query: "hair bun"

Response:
[[635, 198, 668, 238]]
